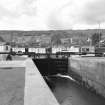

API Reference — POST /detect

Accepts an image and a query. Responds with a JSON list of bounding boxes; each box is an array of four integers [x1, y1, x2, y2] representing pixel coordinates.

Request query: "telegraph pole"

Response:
[[10, 32, 13, 46], [98, 22, 101, 48]]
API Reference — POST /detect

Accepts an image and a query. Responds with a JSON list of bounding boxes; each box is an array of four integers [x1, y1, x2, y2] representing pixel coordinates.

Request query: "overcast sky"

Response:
[[0, 0, 105, 30]]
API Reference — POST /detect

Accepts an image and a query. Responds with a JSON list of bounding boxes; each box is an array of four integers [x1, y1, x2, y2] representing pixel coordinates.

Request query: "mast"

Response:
[[98, 22, 101, 48]]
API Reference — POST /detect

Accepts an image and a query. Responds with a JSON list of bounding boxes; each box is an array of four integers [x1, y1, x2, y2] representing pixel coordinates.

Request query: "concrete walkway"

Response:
[[0, 58, 59, 105]]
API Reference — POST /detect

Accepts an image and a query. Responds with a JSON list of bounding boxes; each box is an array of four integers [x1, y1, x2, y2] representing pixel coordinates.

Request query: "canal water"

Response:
[[45, 74, 105, 105]]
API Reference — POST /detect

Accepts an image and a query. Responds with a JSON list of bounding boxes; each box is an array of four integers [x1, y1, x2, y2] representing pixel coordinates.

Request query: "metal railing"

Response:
[[0, 51, 104, 58]]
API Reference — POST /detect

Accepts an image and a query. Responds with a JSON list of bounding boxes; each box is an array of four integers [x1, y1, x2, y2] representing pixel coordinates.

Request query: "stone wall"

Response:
[[69, 57, 105, 97]]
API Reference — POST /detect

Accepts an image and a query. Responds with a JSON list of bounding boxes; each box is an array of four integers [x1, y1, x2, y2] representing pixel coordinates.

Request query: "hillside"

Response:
[[0, 29, 105, 45]]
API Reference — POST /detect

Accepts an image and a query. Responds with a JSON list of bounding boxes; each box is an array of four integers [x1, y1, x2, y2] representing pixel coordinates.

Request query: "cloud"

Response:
[[81, 0, 105, 25], [47, 0, 105, 30], [0, 0, 37, 18], [0, 0, 105, 30], [0, 15, 48, 30], [0, 0, 48, 30], [35, 0, 70, 30], [46, 0, 87, 30]]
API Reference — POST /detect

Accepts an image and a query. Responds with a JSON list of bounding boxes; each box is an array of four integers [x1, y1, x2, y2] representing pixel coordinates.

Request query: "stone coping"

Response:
[[0, 58, 59, 105]]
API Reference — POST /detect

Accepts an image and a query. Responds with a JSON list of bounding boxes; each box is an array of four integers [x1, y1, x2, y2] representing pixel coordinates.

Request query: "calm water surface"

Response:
[[45, 75, 105, 105]]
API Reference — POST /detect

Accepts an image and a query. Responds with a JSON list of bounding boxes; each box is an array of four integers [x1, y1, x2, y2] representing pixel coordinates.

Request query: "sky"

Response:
[[0, 0, 105, 30]]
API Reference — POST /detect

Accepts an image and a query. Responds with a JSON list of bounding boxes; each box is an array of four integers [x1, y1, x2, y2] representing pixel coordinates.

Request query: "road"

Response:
[[45, 75, 105, 105]]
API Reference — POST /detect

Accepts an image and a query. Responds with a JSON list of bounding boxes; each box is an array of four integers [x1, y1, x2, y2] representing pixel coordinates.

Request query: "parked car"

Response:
[[16, 51, 23, 56]]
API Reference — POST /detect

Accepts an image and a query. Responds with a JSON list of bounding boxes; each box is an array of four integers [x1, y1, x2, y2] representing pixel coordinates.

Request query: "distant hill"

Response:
[[0, 29, 105, 42]]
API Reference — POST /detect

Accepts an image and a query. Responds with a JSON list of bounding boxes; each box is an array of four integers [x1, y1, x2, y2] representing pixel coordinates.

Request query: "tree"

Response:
[[51, 34, 62, 46], [91, 33, 102, 46], [0, 36, 5, 42]]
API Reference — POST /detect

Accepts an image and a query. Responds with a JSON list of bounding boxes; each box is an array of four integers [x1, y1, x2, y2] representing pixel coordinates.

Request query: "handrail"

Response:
[[0, 51, 103, 55]]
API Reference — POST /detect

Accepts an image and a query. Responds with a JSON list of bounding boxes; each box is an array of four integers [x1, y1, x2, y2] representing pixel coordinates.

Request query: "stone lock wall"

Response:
[[69, 57, 105, 97]]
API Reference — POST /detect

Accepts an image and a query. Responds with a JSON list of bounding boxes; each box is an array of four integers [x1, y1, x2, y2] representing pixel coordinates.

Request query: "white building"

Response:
[[12, 47, 25, 52], [0, 42, 11, 60], [29, 48, 46, 53]]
